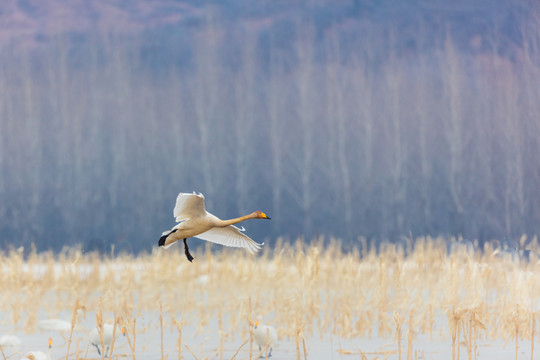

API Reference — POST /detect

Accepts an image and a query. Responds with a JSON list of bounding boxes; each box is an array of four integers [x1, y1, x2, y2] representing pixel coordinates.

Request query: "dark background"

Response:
[[1, 0, 540, 253]]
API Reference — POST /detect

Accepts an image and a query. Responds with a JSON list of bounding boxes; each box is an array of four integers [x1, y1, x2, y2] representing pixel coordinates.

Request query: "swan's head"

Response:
[[254, 211, 271, 220]]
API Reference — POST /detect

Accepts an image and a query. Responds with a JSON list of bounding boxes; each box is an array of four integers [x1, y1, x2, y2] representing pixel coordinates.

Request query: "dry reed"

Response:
[[0, 236, 539, 359], [393, 311, 402, 360], [184, 344, 199, 360], [107, 315, 119, 359], [531, 312, 535, 360], [123, 318, 137, 360], [172, 317, 183, 360], [230, 338, 249, 360], [160, 302, 164, 360], [248, 297, 253, 360], [64, 299, 83, 360]]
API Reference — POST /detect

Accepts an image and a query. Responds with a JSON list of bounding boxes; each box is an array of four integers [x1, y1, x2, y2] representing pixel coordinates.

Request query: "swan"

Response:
[[19, 337, 52, 360], [89, 323, 124, 357], [253, 321, 278, 358], [38, 309, 85, 333], [38, 319, 72, 332], [0, 334, 22, 349], [158, 192, 270, 262]]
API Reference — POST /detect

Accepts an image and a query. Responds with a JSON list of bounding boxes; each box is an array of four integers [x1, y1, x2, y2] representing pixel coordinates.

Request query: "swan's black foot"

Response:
[[184, 238, 194, 262], [93, 344, 111, 358], [93, 344, 101, 356], [258, 346, 273, 358]]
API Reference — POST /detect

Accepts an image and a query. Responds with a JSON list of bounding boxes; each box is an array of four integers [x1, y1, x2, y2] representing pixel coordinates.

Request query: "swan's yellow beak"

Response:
[[261, 212, 271, 220], [48, 337, 53, 348]]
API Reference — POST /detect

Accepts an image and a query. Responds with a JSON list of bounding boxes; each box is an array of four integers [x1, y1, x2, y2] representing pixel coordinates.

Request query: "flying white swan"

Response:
[[253, 320, 278, 358], [159, 192, 270, 262]]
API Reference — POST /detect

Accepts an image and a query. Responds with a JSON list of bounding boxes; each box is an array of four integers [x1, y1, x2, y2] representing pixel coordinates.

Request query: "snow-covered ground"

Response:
[[2, 241, 539, 360], [0, 309, 537, 360]]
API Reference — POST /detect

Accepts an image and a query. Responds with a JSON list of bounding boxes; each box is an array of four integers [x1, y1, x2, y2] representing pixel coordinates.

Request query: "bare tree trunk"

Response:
[[234, 35, 257, 214], [500, 61, 524, 235], [335, 84, 353, 241], [43, 34, 71, 249], [108, 31, 130, 211], [0, 62, 4, 197], [417, 72, 431, 225], [20, 53, 41, 229], [521, 26, 540, 230], [268, 48, 284, 235], [296, 27, 315, 237], [193, 16, 220, 206], [415, 24, 432, 227], [325, 42, 353, 241], [386, 31, 405, 234], [442, 33, 464, 215]]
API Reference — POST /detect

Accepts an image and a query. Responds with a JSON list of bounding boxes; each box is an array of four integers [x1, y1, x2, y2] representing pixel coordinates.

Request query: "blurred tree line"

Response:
[[0, 1, 539, 253]]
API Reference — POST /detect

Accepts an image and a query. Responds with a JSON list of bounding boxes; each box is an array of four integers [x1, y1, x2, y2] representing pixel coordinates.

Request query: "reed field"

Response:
[[1, 236, 540, 360]]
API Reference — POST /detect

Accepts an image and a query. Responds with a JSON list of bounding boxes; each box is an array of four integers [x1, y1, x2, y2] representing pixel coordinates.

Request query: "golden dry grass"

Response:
[[1, 236, 540, 359]]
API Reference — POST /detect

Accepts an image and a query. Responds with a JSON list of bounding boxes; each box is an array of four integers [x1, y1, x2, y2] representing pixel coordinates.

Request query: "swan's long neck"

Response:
[[216, 213, 256, 227]]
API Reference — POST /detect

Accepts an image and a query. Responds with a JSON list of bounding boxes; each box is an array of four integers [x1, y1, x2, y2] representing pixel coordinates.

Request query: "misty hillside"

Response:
[[1, 0, 532, 55], [1, 0, 540, 253]]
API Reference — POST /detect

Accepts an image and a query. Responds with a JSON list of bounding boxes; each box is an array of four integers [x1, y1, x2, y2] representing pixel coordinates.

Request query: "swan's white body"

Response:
[[89, 324, 119, 357], [159, 192, 268, 254], [253, 322, 278, 357], [89, 323, 115, 344], [0, 334, 22, 348], [20, 351, 49, 360], [38, 309, 84, 332], [38, 319, 72, 332], [19, 338, 51, 360]]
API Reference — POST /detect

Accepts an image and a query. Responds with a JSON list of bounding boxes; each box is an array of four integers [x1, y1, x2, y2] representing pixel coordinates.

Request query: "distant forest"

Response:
[[1, 1, 540, 253]]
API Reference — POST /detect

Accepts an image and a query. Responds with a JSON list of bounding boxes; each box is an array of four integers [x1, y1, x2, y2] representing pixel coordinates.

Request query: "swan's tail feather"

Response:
[[162, 242, 175, 249], [159, 229, 177, 248], [158, 233, 168, 247]]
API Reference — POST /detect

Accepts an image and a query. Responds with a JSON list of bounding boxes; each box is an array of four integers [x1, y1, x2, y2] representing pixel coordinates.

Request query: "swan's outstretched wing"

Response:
[[194, 226, 263, 254], [174, 192, 206, 222]]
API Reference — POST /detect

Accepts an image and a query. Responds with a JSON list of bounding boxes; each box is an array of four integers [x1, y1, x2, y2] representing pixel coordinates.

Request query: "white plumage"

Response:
[[20, 351, 49, 360], [38, 309, 84, 333], [0, 334, 22, 348], [89, 324, 119, 357], [173, 191, 207, 222], [194, 225, 262, 254], [37, 319, 72, 332], [19, 338, 52, 360], [253, 321, 278, 358]]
